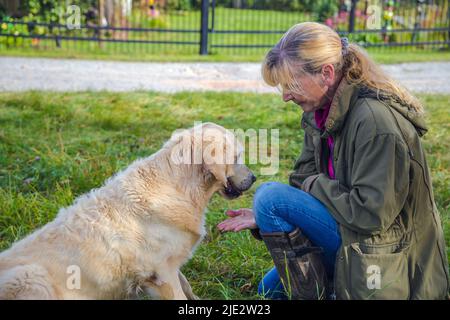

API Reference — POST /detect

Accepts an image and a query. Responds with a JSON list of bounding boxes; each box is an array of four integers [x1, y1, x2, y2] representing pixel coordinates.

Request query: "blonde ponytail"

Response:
[[342, 43, 423, 113]]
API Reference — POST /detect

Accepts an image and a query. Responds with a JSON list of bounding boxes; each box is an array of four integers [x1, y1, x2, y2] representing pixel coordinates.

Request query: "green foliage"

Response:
[[210, 0, 302, 11], [167, 0, 193, 11], [26, 0, 63, 23], [6, 0, 97, 24], [350, 32, 384, 46], [245, 0, 303, 11], [0, 3, 6, 20], [314, 0, 339, 22], [211, 0, 339, 14]]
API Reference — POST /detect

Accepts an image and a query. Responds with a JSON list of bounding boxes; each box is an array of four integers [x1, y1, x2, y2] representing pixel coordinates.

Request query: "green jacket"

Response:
[[289, 79, 449, 300]]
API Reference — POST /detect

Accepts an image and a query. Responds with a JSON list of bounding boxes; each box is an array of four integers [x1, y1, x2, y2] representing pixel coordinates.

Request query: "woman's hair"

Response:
[[262, 22, 423, 113]]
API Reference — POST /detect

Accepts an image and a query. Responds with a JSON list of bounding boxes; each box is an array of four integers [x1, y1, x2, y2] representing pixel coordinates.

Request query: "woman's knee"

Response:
[[253, 182, 296, 233], [253, 182, 284, 218]]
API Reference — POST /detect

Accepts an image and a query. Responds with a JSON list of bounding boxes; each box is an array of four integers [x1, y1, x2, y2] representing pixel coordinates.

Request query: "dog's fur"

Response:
[[0, 123, 255, 299]]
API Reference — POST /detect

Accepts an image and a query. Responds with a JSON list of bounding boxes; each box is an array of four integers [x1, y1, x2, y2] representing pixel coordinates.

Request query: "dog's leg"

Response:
[[178, 271, 199, 300], [143, 271, 187, 300], [163, 270, 188, 300]]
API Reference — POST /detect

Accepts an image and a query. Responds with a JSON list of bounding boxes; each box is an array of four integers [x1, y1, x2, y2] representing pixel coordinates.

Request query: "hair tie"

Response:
[[341, 37, 349, 56]]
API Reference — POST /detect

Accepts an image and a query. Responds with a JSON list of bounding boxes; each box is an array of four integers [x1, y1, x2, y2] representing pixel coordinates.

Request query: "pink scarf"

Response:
[[314, 104, 335, 179]]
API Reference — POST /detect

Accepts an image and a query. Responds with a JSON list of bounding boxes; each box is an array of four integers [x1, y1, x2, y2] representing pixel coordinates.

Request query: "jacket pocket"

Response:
[[349, 242, 410, 300]]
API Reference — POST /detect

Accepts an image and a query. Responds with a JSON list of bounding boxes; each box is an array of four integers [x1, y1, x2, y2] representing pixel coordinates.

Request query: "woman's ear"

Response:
[[321, 64, 335, 87]]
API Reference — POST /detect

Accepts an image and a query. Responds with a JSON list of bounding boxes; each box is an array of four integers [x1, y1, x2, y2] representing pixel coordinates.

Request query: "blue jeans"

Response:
[[253, 182, 342, 300]]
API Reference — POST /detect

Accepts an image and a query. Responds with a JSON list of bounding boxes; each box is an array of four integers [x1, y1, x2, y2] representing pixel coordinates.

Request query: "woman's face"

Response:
[[282, 64, 337, 113]]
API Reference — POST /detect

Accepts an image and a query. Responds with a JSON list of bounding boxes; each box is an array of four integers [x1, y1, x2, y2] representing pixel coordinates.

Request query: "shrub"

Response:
[[167, 0, 192, 11]]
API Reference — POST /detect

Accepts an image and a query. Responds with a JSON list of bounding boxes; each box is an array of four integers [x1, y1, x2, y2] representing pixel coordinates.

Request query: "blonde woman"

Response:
[[218, 22, 449, 300]]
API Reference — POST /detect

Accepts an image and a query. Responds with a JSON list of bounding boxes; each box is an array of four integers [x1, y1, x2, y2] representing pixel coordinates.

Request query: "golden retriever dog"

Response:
[[0, 122, 255, 299]]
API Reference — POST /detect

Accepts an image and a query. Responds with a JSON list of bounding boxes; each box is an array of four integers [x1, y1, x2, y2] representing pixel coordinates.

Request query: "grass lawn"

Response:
[[1, 46, 450, 64], [0, 91, 448, 299]]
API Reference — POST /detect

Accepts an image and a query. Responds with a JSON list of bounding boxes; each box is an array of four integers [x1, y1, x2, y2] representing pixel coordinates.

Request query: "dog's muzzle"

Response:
[[224, 178, 242, 199], [224, 174, 256, 199]]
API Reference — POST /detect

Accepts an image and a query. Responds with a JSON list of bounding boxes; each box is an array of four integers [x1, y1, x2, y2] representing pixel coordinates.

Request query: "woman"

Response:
[[217, 22, 449, 300]]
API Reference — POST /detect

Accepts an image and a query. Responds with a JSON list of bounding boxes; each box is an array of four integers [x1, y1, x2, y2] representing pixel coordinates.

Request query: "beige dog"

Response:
[[0, 123, 255, 299]]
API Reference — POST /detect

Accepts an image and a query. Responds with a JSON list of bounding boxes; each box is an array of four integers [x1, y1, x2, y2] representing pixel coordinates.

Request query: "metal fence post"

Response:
[[448, 0, 450, 49], [200, 0, 209, 55], [348, 0, 358, 33]]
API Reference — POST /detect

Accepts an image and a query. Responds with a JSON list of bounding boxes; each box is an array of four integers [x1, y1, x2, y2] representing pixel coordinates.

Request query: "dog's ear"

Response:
[[204, 163, 228, 186], [201, 129, 231, 187], [167, 129, 195, 165]]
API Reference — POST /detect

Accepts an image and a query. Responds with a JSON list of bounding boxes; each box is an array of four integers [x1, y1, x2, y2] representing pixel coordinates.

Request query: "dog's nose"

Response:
[[251, 174, 257, 183]]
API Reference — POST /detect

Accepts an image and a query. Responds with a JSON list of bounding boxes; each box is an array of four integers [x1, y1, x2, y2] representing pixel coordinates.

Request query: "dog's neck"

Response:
[[124, 149, 221, 237]]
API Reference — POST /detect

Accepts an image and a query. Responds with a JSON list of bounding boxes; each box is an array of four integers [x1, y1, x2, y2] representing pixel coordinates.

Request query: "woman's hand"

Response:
[[217, 208, 257, 232]]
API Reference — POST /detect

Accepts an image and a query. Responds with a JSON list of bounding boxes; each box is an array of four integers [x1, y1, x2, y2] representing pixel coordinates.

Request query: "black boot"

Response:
[[259, 228, 328, 300]]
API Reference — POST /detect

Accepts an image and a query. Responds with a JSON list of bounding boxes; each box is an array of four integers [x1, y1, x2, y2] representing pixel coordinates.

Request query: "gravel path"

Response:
[[1, 57, 449, 94]]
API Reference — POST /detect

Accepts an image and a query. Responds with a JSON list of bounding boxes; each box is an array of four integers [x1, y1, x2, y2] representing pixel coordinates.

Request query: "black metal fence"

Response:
[[0, 0, 448, 58]]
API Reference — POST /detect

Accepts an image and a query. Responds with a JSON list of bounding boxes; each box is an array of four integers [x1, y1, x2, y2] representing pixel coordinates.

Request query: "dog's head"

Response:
[[167, 122, 256, 199]]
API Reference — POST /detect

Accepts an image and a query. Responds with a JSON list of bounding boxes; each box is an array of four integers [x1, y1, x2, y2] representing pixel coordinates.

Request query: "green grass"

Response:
[[1, 46, 450, 64], [0, 91, 448, 299]]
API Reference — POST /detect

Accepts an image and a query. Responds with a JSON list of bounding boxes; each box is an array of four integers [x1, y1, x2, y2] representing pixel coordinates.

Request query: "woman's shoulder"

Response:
[[348, 88, 408, 142]]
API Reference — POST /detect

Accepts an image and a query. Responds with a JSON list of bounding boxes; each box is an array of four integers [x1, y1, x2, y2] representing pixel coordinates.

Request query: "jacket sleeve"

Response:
[[289, 131, 319, 189], [308, 133, 410, 235]]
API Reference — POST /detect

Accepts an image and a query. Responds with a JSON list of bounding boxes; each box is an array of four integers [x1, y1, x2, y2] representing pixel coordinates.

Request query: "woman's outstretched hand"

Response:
[[217, 208, 257, 232]]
